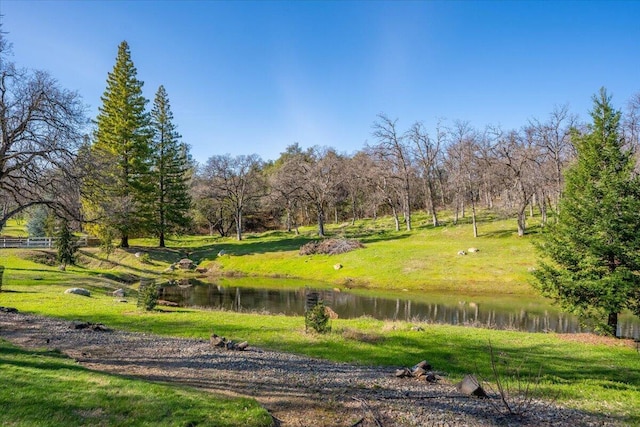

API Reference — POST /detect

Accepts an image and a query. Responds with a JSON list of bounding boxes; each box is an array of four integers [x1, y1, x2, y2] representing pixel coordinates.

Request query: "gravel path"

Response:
[[0, 310, 619, 427]]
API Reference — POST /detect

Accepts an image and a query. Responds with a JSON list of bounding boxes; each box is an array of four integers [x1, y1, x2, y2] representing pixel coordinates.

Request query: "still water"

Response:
[[159, 280, 640, 339]]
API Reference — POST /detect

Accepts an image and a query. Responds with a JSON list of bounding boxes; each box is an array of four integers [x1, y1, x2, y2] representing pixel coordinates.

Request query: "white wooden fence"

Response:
[[0, 236, 88, 249]]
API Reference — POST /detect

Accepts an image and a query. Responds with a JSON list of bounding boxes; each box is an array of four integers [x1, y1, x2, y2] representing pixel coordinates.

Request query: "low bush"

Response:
[[137, 279, 159, 311], [305, 300, 331, 333]]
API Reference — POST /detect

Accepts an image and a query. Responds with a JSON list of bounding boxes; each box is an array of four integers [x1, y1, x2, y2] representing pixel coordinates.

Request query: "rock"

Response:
[[411, 325, 424, 331], [112, 288, 125, 297], [456, 374, 487, 397], [0, 306, 18, 313], [394, 368, 411, 378], [70, 321, 109, 332], [412, 367, 426, 378], [157, 299, 179, 307], [64, 288, 91, 297], [334, 263, 343, 270], [218, 250, 226, 257], [195, 267, 208, 273], [468, 247, 479, 253], [324, 306, 339, 319], [235, 341, 249, 351], [457, 250, 467, 256], [412, 360, 433, 371], [135, 252, 142, 258], [58, 264, 66, 271], [177, 258, 194, 270], [210, 334, 226, 348], [425, 373, 438, 383]]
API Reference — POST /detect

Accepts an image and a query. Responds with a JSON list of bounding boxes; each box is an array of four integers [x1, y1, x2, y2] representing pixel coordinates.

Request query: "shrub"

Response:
[[305, 300, 331, 334], [55, 218, 78, 267], [137, 279, 159, 311], [478, 340, 553, 417]]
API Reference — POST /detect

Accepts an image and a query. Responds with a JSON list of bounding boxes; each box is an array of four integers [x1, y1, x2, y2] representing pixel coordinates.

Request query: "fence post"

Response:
[[0, 265, 4, 292]]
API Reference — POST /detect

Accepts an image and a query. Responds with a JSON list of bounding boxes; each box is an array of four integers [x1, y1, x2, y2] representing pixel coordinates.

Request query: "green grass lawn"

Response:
[[1, 213, 639, 425], [0, 340, 271, 427], [1, 281, 638, 425]]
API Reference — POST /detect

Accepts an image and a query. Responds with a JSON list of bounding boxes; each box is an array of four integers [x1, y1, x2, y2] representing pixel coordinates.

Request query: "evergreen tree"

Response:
[[55, 218, 77, 267], [84, 41, 152, 248], [150, 85, 192, 247], [533, 88, 640, 336]]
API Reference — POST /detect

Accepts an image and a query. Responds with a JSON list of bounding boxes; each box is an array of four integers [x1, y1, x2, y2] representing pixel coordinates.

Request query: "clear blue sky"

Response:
[[1, 1, 639, 163]]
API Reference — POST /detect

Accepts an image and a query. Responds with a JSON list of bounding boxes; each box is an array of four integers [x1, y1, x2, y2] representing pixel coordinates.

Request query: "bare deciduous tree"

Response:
[[200, 154, 264, 241], [370, 114, 413, 231], [407, 121, 442, 227], [0, 34, 86, 230]]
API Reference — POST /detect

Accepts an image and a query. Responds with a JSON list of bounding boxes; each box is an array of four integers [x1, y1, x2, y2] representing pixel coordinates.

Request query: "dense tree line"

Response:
[[191, 97, 640, 242]]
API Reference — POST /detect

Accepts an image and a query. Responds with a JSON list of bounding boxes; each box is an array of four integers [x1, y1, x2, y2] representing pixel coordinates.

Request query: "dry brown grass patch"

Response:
[[341, 328, 385, 344]]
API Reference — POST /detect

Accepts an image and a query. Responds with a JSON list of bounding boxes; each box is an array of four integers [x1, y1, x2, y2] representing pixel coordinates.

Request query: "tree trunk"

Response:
[[608, 312, 619, 337], [517, 208, 526, 237], [404, 196, 412, 231], [120, 234, 129, 248], [391, 206, 400, 232], [285, 210, 292, 232], [236, 209, 243, 241], [471, 196, 478, 238], [159, 232, 165, 248], [317, 204, 325, 237]]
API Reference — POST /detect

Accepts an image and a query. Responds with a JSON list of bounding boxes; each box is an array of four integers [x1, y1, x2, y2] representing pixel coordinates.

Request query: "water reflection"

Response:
[[159, 282, 640, 339]]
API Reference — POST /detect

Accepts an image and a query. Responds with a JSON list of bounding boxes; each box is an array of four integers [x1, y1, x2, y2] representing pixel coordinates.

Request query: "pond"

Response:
[[158, 279, 640, 339]]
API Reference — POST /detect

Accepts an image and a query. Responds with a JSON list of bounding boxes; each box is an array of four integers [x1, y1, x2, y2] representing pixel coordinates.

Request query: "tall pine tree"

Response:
[[150, 85, 192, 247], [84, 41, 152, 248], [533, 88, 640, 336]]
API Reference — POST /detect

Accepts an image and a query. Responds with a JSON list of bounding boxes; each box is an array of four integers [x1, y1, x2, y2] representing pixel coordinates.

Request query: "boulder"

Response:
[[157, 299, 179, 307], [457, 250, 467, 256], [218, 250, 226, 257], [178, 258, 194, 270], [456, 374, 487, 397], [210, 334, 226, 348], [468, 247, 479, 253], [425, 373, 438, 383], [324, 306, 339, 319], [334, 263, 342, 270], [112, 288, 125, 297], [70, 321, 109, 332], [412, 360, 433, 371], [64, 288, 91, 297], [394, 368, 411, 378], [210, 333, 249, 351], [195, 267, 208, 273]]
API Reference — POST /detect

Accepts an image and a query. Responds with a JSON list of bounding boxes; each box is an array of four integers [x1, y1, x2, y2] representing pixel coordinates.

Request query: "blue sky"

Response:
[[1, 1, 639, 163]]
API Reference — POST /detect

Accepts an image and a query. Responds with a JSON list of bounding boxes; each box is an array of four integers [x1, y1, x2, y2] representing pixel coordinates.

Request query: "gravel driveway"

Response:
[[0, 310, 619, 427]]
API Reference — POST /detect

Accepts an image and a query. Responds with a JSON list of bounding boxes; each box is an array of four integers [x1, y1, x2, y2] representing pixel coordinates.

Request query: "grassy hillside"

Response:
[[186, 211, 541, 294]]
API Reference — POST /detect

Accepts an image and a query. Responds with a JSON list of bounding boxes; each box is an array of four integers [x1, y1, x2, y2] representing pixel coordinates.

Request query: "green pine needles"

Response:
[[533, 88, 640, 336], [83, 42, 192, 249], [305, 300, 331, 334]]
